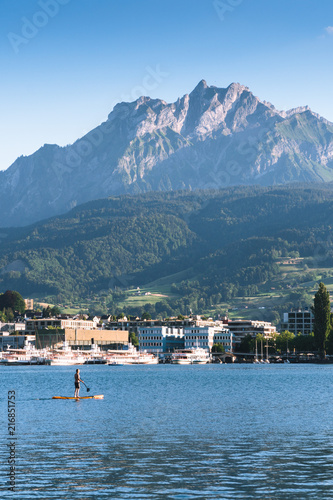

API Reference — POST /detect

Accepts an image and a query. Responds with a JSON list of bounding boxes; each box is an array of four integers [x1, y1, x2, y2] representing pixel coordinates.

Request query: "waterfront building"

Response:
[[109, 318, 164, 334], [213, 329, 233, 352], [107, 316, 228, 336], [0, 322, 26, 333], [280, 308, 314, 336], [184, 325, 230, 352], [138, 326, 184, 354], [138, 324, 232, 354], [35, 328, 128, 350], [25, 317, 99, 334], [227, 320, 277, 347]]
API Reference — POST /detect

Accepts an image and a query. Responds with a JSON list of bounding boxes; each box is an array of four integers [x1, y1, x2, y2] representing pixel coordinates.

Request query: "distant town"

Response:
[[0, 293, 327, 365]]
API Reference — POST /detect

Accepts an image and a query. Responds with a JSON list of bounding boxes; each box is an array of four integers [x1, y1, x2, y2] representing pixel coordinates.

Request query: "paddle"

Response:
[[81, 381, 90, 392]]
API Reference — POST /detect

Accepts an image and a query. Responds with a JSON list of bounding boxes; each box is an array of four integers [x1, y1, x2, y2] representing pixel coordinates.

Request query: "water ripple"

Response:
[[2, 364, 333, 498]]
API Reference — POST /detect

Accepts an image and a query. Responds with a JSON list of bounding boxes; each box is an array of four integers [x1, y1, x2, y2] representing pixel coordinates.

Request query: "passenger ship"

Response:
[[170, 348, 210, 365], [107, 343, 158, 365]]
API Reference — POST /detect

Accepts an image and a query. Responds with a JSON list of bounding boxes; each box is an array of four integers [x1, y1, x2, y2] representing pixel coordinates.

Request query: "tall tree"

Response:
[[276, 331, 295, 353], [312, 282, 331, 360], [0, 290, 25, 315], [129, 331, 139, 348]]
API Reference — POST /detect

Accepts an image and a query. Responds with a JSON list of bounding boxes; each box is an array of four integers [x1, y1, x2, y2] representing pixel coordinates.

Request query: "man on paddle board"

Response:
[[74, 369, 84, 397]]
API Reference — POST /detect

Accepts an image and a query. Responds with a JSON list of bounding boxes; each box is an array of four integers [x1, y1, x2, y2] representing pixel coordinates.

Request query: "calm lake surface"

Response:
[[1, 364, 333, 499]]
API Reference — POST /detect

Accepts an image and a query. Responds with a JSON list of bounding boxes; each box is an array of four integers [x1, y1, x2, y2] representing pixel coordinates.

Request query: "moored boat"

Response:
[[170, 348, 210, 364], [106, 343, 158, 365], [2, 341, 50, 365], [47, 341, 86, 365]]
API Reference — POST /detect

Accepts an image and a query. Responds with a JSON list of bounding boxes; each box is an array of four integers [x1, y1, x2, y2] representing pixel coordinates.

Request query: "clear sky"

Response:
[[1, 0, 333, 170]]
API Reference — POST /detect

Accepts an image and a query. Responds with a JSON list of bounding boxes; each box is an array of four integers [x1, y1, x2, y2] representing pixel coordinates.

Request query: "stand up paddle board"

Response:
[[52, 395, 104, 400]]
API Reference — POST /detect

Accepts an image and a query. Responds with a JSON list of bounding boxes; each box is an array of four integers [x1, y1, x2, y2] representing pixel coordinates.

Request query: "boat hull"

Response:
[[49, 359, 83, 366], [171, 359, 192, 365]]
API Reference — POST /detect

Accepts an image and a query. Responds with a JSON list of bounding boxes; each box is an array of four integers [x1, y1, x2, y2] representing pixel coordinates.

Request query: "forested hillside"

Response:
[[1, 184, 333, 319]]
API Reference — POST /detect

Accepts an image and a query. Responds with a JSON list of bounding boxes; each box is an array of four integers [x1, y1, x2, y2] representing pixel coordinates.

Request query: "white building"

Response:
[[138, 326, 184, 354], [213, 329, 233, 352], [227, 320, 277, 347], [184, 326, 231, 352]]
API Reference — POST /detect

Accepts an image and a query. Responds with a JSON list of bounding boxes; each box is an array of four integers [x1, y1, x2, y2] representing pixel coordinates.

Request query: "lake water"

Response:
[[1, 364, 333, 499]]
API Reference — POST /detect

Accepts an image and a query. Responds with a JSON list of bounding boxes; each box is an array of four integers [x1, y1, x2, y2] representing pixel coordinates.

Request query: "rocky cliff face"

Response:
[[1, 80, 333, 227]]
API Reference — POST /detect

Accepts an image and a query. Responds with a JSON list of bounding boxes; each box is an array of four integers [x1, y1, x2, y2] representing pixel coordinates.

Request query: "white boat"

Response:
[[107, 343, 158, 365], [190, 348, 211, 364], [2, 341, 50, 365], [5, 356, 34, 365], [170, 352, 192, 365], [47, 341, 86, 365], [130, 352, 159, 365], [84, 344, 108, 364], [49, 356, 82, 366], [171, 348, 210, 365]]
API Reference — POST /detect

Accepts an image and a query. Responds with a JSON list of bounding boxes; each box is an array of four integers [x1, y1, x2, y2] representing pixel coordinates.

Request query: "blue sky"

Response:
[[1, 0, 333, 170]]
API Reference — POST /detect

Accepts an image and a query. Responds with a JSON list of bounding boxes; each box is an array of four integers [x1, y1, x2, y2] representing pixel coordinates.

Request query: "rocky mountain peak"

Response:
[[190, 79, 208, 95], [1, 80, 333, 227], [226, 81, 248, 93], [279, 105, 311, 118]]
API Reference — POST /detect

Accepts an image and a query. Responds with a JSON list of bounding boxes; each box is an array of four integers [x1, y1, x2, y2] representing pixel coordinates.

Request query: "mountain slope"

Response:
[[1, 81, 333, 226], [1, 185, 333, 313]]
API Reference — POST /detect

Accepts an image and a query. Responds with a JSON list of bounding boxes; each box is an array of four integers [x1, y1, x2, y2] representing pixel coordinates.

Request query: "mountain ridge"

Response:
[[1, 80, 333, 227]]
